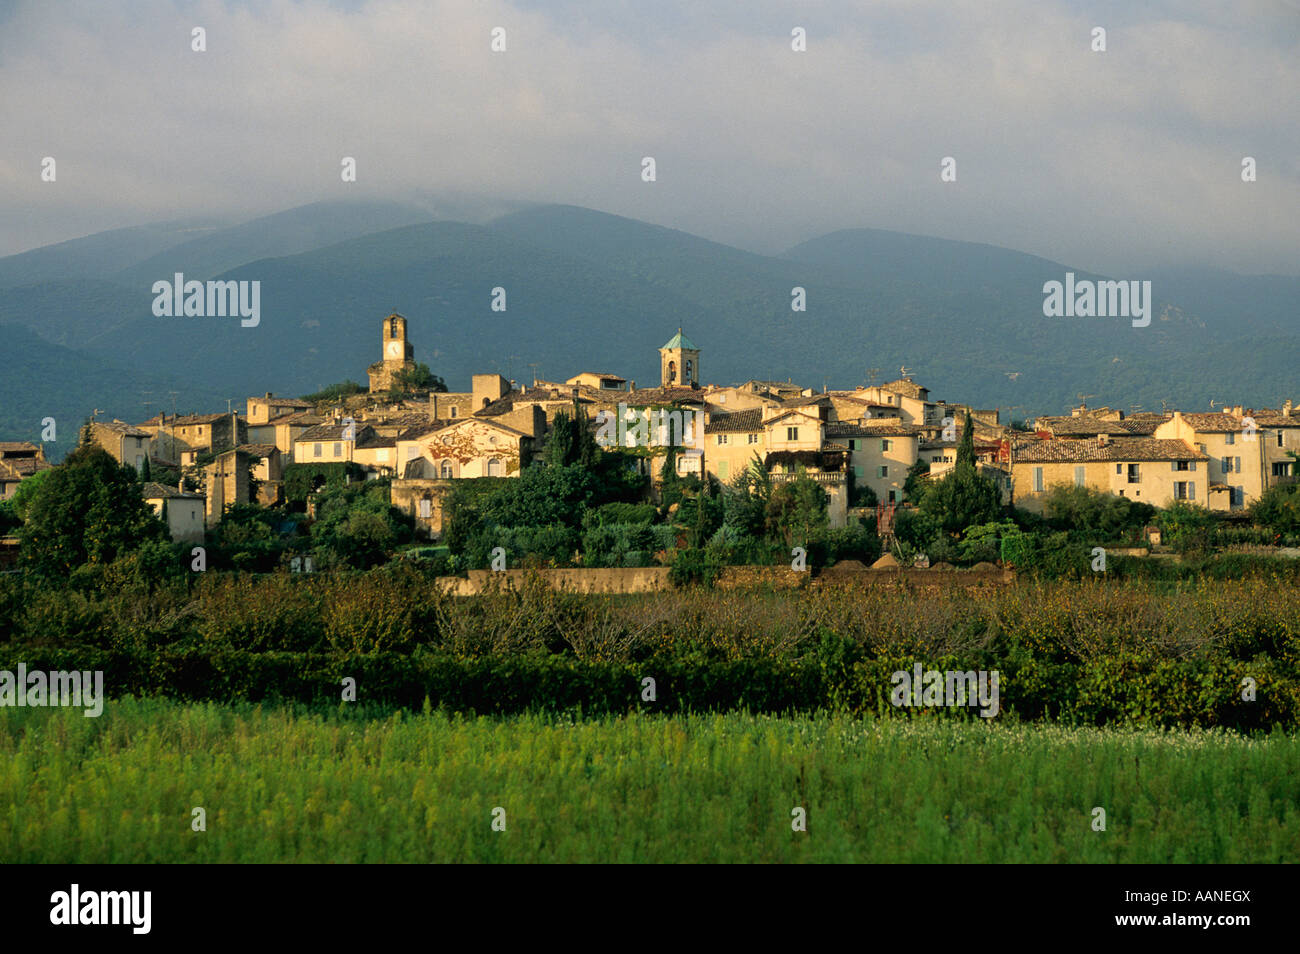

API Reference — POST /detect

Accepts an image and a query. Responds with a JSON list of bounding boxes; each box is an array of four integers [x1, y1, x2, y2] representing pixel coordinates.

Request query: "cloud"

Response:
[[1, 0, 1297, 274]]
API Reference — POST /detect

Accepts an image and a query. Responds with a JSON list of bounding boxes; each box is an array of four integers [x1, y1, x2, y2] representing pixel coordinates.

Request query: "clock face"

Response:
[[387, 341, 402, 358]]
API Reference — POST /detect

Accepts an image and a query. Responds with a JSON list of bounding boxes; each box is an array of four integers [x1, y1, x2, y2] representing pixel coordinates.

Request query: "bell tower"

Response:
[[368, 312, 416, 393], [659, 328, 699, 388]]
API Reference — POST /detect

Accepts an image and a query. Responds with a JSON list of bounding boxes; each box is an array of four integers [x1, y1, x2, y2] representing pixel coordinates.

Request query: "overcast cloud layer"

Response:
[[2, 0, 1298, 275]]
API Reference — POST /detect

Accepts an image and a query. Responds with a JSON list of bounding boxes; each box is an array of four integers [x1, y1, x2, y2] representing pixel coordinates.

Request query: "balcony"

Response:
[[770, 471, 846, 486]]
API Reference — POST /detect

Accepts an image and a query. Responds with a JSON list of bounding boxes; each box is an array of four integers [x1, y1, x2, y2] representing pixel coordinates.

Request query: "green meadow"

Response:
[[2, 699, 1296, 863]]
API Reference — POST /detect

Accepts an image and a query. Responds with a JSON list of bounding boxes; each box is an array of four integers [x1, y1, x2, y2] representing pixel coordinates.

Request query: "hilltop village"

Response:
[[5, 312, 1297, 548]]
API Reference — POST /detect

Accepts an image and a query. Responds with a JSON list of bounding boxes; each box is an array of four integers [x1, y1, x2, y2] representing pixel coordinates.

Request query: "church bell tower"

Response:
[[659, 328, 699, 388]]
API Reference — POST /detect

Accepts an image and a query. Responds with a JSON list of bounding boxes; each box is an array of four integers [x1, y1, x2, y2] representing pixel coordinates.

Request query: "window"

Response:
[[878, 465, 888, 478], [1235, 457, 1241, 474], [847, 439, 858, 451], [1127, 464, 1140, 484], [440, 460, 452, 478], [1073, 466, 1085, 487], [1225, 432, 1235, 445], [1278, 431, 1285, 447], [881, 439, 892, 452], [1033, 467, 1044, 492], [717, 434, 729, 446], [1174, 481, 1190, 500], [418, 498, 432, 518], [1232, 487, 1244, 507], [334, 442, 343, 457], [747, 433, 759, 445], [313, 443, 322, 458], [786, 427, 798, 441], [1174, 460, 1190, 471], [854, 465, 864, 478], [1115, 464, 1122, 475], [487, 458, 501, 477], [449, 406, 458, 418], [887, 490, 896, 503]]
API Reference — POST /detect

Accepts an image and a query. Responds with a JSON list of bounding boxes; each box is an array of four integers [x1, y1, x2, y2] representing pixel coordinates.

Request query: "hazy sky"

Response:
[[3, 0, 1298, 275]]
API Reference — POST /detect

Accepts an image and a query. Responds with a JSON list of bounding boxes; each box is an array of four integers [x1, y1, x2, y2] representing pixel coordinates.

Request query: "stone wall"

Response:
[[437, 566, 672, 595]]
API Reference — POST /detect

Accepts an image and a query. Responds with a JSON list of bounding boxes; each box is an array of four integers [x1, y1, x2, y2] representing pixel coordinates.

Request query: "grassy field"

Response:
[[2, 699, 1297, 863]]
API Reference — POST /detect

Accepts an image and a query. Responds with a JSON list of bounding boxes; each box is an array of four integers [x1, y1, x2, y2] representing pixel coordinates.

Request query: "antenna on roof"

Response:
[[866, 367, 880, 386], [899, 365, 912, 378], [1209, 399, 1220, 409]]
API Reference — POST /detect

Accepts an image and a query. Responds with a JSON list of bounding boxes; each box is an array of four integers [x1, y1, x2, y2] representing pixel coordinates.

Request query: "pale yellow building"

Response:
[[142, 482, 206, 543], [399, 417, 531, 479], [1011, 436, 1208, 512], [89, 420, 152, 473], [1154, 411, 1267, 511]]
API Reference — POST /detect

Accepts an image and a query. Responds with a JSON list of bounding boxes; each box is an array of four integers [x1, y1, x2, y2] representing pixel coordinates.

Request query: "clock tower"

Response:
[[368, 312, 416, 393]]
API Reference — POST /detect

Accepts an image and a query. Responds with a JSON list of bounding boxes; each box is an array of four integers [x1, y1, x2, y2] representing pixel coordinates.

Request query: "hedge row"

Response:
[[1, 644, 1294, 729]]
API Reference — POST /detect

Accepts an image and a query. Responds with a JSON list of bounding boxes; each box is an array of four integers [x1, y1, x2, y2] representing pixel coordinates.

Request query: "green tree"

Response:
[[1157, 501, 1215, 554], [902, 459, 931, 504], [919, 413, 1000, 535], [1041, 483, 1154, 540], [391, 363, 448, 393], [301, 380, 366, 404], [956, 411, 976, 468], [765, 473, 829, 546], [722, 455, 770, 538], [1252, 482, 1300, 536], [19, 445, 168, 577], [543, 400, 600, 469]]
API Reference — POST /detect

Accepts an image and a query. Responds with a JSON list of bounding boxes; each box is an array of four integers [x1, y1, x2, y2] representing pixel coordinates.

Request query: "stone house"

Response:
[[398, 417, 532, 479], [204, 449, 253, 524], [1010, 435, 1209, 512], [138, 412, 245, 464], [1153, 411, 1268, 511], [246, 393, 314, 424], [246, 410, 325, 463], [0, 442, 52, 499], [142, 481, 206, 543], [390, 478, 453, 538], [293, 422, 378, 465], [89, 420, 152, 472]]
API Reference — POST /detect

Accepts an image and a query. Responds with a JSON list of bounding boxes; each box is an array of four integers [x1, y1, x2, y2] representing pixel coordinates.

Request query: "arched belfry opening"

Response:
[[659, 329, 700, 388]]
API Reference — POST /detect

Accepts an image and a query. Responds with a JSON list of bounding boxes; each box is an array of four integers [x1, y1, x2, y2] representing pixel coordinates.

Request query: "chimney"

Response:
[[1285, 399, 1294, 418], [629, 380, 636, 392], [1096, 433, 1109, 447], [1233, 405, 1243, 416], [265, 392, 273, 399]]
